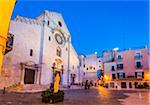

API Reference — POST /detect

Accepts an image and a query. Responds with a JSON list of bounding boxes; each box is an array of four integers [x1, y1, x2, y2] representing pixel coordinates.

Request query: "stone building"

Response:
[[103, 46, 149, 89], [79, 53, 103, 84], [1, 10, 79, 89]]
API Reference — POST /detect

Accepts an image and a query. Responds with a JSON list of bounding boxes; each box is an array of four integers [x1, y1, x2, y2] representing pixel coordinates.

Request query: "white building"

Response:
[[79, 53, 103, 84], [1, 10, 79, 89]]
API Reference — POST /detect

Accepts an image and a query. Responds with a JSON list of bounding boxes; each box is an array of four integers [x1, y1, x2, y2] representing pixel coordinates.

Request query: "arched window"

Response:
[[118, 55, 122, 60], [58, 21, 62, 27], [56, 47, 61, 57], [30, 49, 33, 56], [47, 21, 50, 26]]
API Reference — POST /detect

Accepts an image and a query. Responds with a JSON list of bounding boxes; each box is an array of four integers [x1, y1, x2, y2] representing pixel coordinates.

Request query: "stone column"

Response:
[[20, 64, 25, 84]]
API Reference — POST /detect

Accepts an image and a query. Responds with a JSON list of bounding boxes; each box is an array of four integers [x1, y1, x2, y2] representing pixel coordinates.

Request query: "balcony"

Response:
[[117, 57, 123, 60], [134, 55, 142, 59], [127, 75, 135, 79], [135, 65, 143, 69]]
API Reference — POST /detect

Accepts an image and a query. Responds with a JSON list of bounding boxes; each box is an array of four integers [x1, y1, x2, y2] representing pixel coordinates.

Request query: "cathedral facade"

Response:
[[1, 10, 80, 88]]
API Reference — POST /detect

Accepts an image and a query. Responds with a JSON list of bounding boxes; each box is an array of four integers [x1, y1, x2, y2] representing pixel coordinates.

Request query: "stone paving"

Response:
[[0, 87, 149, 105]]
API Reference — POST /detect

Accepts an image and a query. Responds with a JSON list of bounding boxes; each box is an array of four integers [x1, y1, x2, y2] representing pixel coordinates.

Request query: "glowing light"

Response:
[[104, 75, 109, 81], [144, 72, 150, 80]]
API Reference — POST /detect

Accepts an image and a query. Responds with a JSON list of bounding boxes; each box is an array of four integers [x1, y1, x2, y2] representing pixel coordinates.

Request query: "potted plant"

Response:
[[41, 89, 64, 103], [41, 89, 51, 103]]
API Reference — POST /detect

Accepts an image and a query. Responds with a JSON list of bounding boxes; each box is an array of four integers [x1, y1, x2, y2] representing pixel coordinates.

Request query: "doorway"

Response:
[[121, 82, 127, 88], [24, 68, 35, 84], [129, 82, 132, 88]]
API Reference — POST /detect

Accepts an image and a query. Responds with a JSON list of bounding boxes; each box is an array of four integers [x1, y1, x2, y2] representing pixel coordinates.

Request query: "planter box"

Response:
[[41, 90, 64, 103]]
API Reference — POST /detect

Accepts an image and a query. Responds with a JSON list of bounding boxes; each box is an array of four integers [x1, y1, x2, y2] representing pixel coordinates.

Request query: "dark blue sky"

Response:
[[12, 1, 149, 55]]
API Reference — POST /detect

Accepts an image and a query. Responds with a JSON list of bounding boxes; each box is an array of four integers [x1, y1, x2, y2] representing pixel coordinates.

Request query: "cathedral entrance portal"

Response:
[[53, 58, 63, 85]]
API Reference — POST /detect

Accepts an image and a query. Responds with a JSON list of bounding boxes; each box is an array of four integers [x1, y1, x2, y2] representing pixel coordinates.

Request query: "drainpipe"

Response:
[[67, 36, 70, 87], [39, 12, 46, 85]]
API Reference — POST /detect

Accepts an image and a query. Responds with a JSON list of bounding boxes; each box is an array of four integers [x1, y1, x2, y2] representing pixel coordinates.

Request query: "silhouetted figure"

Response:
[[85, 80, 88, 90], [90, 80, 93, 87], [3, 87, 6, 94], [87, 81, 90, 89]]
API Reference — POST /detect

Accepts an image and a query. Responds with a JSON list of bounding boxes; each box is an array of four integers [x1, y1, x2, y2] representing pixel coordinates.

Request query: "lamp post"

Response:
[[52, 62, 56, 84], [61, 65, 64, 85], [67, 36, 70, 87]]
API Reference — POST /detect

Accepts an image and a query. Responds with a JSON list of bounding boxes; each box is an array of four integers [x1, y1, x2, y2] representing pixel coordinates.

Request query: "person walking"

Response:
[[85, 80, 88, 90], [87, 80, 90, 89]]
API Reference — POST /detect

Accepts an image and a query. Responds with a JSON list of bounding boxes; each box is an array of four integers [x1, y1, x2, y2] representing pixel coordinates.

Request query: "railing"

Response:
[[134, 55, 142, 59], [135, 65, 143, 69]]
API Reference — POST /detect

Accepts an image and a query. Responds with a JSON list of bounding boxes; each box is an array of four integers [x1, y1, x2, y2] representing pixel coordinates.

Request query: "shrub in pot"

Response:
[[41, 89, 51, 103]]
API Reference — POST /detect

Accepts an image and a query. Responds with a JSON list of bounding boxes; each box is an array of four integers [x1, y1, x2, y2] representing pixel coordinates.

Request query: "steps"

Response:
[[8, 84, 48, 93]]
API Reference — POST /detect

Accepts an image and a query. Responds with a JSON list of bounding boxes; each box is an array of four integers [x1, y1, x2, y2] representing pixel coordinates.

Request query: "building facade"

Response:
[[79, 53, 103, 84], [103, 46, 149, 89], [1, 10, 79, 88]]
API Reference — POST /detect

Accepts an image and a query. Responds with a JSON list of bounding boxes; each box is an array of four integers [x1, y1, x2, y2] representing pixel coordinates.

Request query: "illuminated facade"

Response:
[[79, 53, 103, 84], [103, 46, 149, 89], [0, 10, 80, 89]]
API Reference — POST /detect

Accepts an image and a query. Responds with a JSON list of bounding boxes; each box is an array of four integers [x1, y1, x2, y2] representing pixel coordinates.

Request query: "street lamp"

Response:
[[67, 36, 70, 87], [52, 62, 56, 84], [61, 65, 64, 85]]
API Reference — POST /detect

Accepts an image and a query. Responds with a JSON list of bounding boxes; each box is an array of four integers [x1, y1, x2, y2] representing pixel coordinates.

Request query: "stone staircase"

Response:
[[8, 84, 48, 93]]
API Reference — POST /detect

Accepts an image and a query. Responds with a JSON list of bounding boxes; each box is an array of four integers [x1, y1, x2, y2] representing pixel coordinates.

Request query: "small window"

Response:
[[111, 66, 115, 71], [56, 47, 61, 57], [117, 64, 123, 69], [30, 49, 33, 56], [48, 36, 51, 41], [135, 53, 142, 58], [93, 67, 95, 70], [112, 74, 116, 79], [117, 73, 125, 79], [99, 60, 101, 62], [58, 21, 62, 27], [83, 65, 85, 68], [118, 55, 122, 60], [47, 21, 50, 26], [66, 48, 68, 51], [87, 68, 88, 70], [136, 61, 142, 68]]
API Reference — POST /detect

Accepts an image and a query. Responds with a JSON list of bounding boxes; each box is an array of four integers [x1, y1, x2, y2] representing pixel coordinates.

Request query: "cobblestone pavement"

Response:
[[0, 87, 149, 105]]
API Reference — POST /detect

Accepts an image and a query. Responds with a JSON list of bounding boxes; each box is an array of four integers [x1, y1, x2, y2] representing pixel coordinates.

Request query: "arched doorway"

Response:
[[52, 58, 64, 85]]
